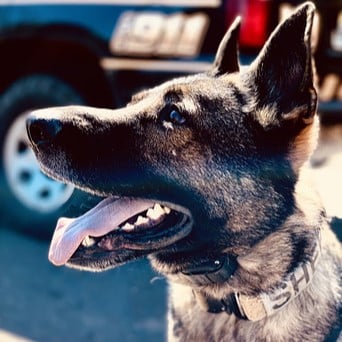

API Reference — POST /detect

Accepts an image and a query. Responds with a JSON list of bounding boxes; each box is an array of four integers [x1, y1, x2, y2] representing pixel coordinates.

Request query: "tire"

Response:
[[0, 74, 99, 238]]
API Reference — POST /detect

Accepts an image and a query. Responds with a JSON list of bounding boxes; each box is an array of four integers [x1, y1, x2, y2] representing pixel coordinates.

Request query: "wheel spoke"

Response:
[[11, 148, 40, 174]]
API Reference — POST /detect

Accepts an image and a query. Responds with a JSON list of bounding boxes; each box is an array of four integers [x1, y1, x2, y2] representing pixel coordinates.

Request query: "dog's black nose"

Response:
[[26, 115, 62, 146]]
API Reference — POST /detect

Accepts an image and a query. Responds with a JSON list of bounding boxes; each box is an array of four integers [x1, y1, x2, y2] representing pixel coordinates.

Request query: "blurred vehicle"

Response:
[[0, 0, 340, 237]]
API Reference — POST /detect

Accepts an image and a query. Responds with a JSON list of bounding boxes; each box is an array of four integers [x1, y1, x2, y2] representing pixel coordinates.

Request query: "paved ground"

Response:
[[0, 122, 341, 342], [0, 227, 167, 342]]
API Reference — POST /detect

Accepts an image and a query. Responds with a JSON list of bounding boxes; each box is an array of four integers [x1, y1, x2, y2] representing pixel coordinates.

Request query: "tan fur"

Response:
[[289, 116, 320, 172], [254, 105, 278, 128]]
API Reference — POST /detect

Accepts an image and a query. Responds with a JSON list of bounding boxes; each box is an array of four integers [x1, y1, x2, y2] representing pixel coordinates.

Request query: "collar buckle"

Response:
[[167, 254, 237, 287]]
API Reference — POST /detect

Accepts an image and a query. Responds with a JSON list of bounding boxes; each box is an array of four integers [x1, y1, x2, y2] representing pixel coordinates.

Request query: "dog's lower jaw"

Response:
[[51, 197, 194, 271]]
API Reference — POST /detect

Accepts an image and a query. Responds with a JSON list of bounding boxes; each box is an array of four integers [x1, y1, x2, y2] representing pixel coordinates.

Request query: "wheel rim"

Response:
[[3, 112, 74, 213]]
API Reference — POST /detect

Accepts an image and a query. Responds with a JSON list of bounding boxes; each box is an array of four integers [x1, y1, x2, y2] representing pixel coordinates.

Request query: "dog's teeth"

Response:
[[163, 206, 171, 214], [147, 204, 165, 225], [121, 223, 135, 231], [135, 215, 150, 227], [147, 208, 162, 221], [146, 208, 154, 217], [154, 203, 164, 213], [147, 203, 165, 218], [82, 236, 96, 247]]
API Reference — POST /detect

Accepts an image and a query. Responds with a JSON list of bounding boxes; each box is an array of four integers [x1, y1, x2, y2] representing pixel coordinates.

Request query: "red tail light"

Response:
[[225, 0, 272, 49]]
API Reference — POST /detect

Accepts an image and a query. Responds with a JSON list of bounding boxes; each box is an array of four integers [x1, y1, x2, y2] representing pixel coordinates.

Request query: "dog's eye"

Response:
[[169, 109, 185, 125], [159, 106, 186, 127], [167, 108, 186, 125]]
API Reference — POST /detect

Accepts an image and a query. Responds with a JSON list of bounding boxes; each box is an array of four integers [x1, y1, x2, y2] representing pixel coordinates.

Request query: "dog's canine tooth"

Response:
[[82, 236, 96, 247]]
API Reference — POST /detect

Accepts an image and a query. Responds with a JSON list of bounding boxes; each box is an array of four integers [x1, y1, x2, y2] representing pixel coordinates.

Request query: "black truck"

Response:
[[0, 0, 340, 236]]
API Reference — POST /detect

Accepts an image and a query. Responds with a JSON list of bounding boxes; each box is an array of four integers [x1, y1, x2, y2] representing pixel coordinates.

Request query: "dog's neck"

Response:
[[167, 229, 321, 321]]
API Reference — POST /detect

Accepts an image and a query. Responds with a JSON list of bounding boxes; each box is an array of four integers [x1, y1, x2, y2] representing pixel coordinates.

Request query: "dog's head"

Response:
[[27, 3, 318, 282]]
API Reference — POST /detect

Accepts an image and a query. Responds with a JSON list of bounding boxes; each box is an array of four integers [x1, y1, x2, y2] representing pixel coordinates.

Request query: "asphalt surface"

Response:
[[0, 123, 341, 342], [0, 227, 167, 342]]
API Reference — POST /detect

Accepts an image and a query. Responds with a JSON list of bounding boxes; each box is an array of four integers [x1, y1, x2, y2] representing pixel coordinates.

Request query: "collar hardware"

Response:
[[167, 254, 237, 287], [193, 290, 244, 317]]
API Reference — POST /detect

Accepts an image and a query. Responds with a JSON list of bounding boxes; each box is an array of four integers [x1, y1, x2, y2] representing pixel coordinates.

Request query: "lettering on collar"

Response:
[[235, 230, 321, 321]]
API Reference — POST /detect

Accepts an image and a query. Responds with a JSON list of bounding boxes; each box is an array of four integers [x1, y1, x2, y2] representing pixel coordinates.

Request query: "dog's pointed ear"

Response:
[[249, 2, 317, 127], [211, 17, 241, 76]]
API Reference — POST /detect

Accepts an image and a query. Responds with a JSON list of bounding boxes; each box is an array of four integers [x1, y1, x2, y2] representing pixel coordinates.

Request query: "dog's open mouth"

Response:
[[49, 197, 193, 269]]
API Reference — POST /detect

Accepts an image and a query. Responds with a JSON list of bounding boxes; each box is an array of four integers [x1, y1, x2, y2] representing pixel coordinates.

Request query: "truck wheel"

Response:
[[0, 75, 96, 238]]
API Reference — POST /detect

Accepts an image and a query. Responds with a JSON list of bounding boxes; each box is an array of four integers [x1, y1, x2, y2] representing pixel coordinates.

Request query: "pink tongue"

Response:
[[48, 197, 155, 266]]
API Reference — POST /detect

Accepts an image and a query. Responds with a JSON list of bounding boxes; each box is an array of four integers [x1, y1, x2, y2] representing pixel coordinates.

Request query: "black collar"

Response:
[[166, 230, 321, 321], [167, 254, 237, 287], [167, 254, 244, 317]]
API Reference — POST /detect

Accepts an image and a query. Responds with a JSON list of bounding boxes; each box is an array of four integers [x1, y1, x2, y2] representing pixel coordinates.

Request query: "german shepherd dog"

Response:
[[27, 2, 341, 341]]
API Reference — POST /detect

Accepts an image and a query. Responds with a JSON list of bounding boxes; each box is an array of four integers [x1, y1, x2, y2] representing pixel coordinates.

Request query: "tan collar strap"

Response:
[[235, 230, 321, 321]]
